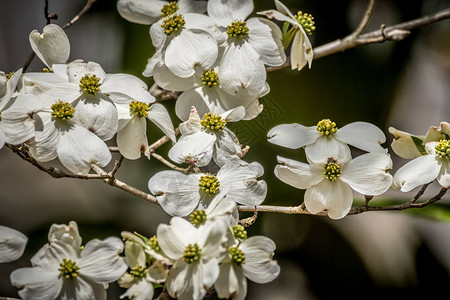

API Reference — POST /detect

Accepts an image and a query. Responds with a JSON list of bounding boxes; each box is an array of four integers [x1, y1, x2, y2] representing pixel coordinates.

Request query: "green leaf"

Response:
[[411, 135, 427, 155]]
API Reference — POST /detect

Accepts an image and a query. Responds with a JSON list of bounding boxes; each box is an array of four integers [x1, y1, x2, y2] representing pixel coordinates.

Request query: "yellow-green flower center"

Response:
[[130, 265, 147, 279], [161, 13, 185, 35], [183, 243, 201, 264], [229, 246, 245, 266], [130, 100, 150, 118], [324, 162, 342, 182], [227, 20, 249, 38], [201, 69, 219, 88], [160, 1, 178, 17], [79, 74, 101, 95], [6, 72, 14, 80], [232, 224, 247, 241], [58, 258, 80, 280], [201, 113, 228, 132], [294, 11, 316, 35], [148, 235, 161, 252], [435, 140, 450, 158], [43, 68, 53, 73], [51, 100, 75, 120], [189, 209, 207, 227], [316, 119, 338, 136], [199, 174, 220, 195]]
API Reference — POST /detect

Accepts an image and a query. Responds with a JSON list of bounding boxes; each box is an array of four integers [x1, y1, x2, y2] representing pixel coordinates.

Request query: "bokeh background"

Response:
[[1, 0, 450, 298]]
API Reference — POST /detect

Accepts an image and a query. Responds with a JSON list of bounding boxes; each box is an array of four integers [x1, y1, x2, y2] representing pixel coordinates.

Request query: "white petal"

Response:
[[218, 161, 267, 206], [388, 127, 423, 159], [148, 171, 201, 216], [183, 13, 226, 45], [213, 128, 243, 167], [29, 112, 59, 162], [274, 156, 324, 190], [10, 267, 62, 300], [437, 161, 450, 188], [205, 193, 237, 220], [72, 94, 118, 141], [257, 9, 296, 27], [47, 221, 82, 249], [305, 136, 352, 164], [207, 0, 254, 27], [143, 49, 164, 77], [0, 226, 27, 263], [165, 29, 218, 78], [215, 263, 247, 300], [153, 63, 197, 92], [246, 17, 285, 67], [290, 29, 313, 70], [267, 123, 320, 149], [29, 24, 70, 68], [79, 237, 127, 283], [219, 41, 266, 97], [341, 153, 393, 196], [156, 217, 198, 259], [121, 278, 154, 300], [56, 124, 112, 174], [166, 261, 207, 300], [215, 87, 263, 120], [1, 94, 41, 145], [274, 0, 297, 19], [198, 218, 228, 260], [0, 69, 23, 111], [0, 131, 5, 149], [175, 87, 221, 121], [241, 236, 280, 284], [219, 106, 245, 122], [117, 116, 148, 160], [179, 0, 207, 14], [66, 60, 106, 84], [101, 73, 155, 104], [168, 131, 216, 167], [117, 0, 165, 25], [58, 277, 101, 300], [147, 103, 176, 142], [335, 122, 388, 153], [305, 180, 353, 219], [393, 155, 442, 192]]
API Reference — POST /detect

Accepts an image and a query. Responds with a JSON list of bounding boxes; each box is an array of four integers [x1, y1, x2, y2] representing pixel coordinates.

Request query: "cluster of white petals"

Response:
[[0, 226, 28, 263]]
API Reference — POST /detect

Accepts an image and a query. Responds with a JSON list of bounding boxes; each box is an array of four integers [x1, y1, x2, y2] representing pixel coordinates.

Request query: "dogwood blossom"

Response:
[[268, 119, 388, 164], [117, 0, 207, 25], [29, 24, 70, 69], [392, 122, 450, 192], [0, 226, 28, 263], [215, 235, 280, 300], [189, 191, 238, 227], [275, 153, 393, 219], [10, 221, 127, 300], [259, 0, 314, 70], [148, 160, 267, 216], [207, 0, 285, 97], [169, 106, 246, 167], [156, 216, 228, 300]]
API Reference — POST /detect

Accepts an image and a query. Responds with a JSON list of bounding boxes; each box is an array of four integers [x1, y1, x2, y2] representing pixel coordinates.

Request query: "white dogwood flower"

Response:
[[10, 221, 127, 300], [215, 235, 280, 300], [268, 119, 388, 164], [258, 0, 314, 71], [169, 106, 246, 167], [117, 0, 207, 25], [188, 192, 238, 228], [0, 226, 28, 263], [149, 160, 267, 217], [392, 122, 450, 192], [29, 24, 70, 69], [275, 153, 393, 219], [207, 0, 285, 97], [156, 217, 228, 300], [0, 69, 40, 149], [29, 99, 111, 174]]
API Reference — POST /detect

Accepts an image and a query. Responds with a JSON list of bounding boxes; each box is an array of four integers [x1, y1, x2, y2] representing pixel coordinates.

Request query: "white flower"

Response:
[[275, 153, 393, 219], [0, 69, 40, 149], [117, 0, 207, 25], [258, 0, 314, 71], [114, 96, 175, 160], [10, 221, 127, 300], [169, 106, 246, 167], [153, 59, 268, 121], [0, 226, 28, 263], [189, 192, 238, 227], [157, 217, 228, 300], [148, 160, 267, 217], [392, 122, 450, 192], [207, 0, 285, 97], [29, 99, 111, 174], [268, 119, 388, 164], [29, 24, 70, 69], [215, 236, 280, 300]]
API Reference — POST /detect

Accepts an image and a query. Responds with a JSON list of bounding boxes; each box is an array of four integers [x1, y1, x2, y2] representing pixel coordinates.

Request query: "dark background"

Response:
[[1, 0, 450, 298]]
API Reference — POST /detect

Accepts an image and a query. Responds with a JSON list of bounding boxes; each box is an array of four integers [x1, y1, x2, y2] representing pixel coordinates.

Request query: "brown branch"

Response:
[[267, 7, 450, 72], [150, 151, 192, 174], [351, 0, 378, 37], [61, 0, 98, 30]]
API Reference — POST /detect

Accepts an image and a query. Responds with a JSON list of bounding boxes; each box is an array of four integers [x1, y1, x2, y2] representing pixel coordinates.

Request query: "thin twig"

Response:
[[351, 0, 378, 37], [61, 0, 98, 30], [150, 151, 192, 174]]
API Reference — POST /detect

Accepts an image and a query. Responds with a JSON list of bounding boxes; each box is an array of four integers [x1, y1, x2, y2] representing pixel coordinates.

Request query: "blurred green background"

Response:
[[1, 0, 450, 298]]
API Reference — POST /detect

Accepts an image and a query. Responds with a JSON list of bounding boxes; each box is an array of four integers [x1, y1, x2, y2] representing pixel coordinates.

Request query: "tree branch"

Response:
[[351, 0, 378, 37]]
